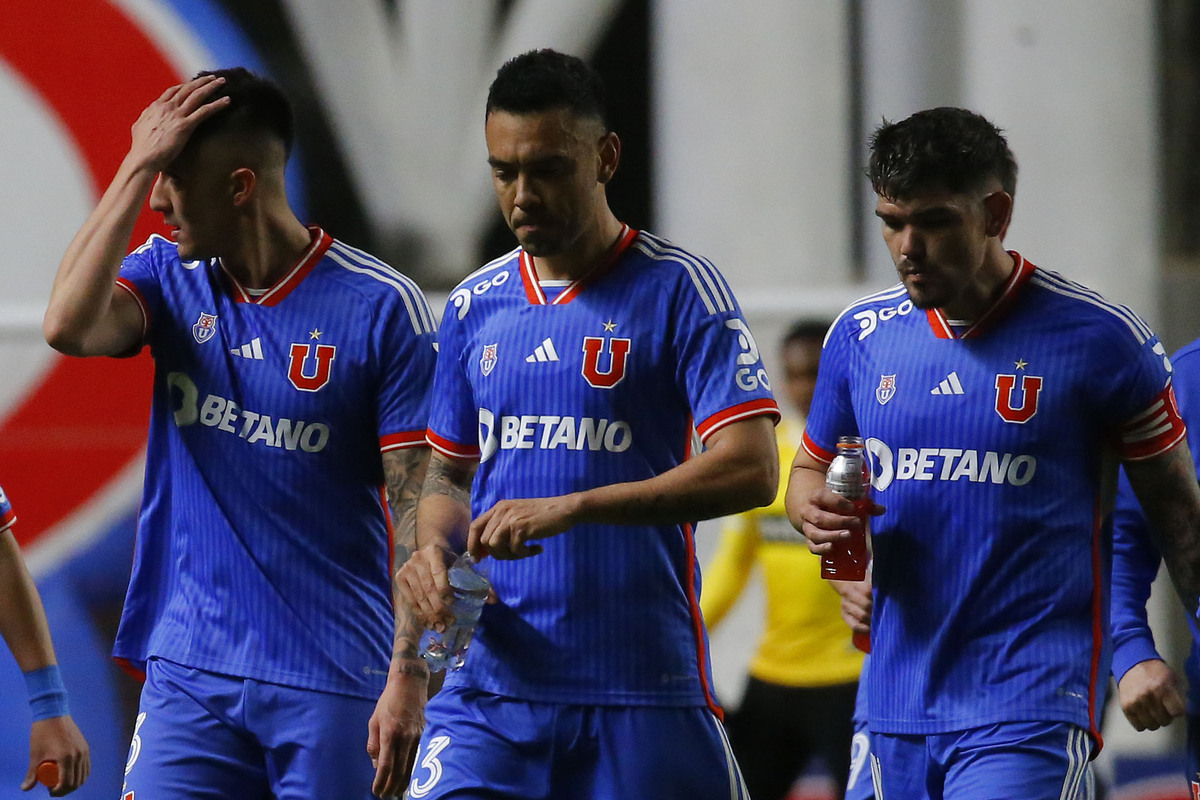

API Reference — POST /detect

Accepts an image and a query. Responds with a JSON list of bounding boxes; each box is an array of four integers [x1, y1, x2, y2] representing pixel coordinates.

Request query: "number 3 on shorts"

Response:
[[408, 735, 451, 798]]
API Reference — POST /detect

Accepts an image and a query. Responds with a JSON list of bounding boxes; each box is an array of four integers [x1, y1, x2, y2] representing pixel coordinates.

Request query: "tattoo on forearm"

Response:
[[384, 448, 426, 556], [1132, 444, 1200, 615], [423, 455, 473, 508]]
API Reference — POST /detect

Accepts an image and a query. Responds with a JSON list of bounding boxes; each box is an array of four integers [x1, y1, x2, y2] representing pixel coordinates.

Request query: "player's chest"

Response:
[[850, 333, 1088, 443], [464, 301, 670, 401], [158, 290, 371, 404]]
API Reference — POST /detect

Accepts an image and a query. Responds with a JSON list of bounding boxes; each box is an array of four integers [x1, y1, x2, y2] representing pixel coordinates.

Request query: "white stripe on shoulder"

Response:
[[1030, 270, 1154, 343], [327, 241, 436, 335], [454, 247, 521, 290], [825, 284, 910, 345], [633, 233, 730, 315], [130, 233, 172, 256]]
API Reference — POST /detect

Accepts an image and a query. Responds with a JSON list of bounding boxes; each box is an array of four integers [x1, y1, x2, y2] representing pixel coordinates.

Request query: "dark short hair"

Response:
[[190, 67, 295, 156], [486, 49, 608, 128], [868, 107, 1017, 200], [782, 319, 831, 347]]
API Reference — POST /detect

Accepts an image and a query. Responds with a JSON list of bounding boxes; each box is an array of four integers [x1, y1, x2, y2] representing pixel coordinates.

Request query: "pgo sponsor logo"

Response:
[[480, 343, 498, 377], [192, 312, 218, 344]]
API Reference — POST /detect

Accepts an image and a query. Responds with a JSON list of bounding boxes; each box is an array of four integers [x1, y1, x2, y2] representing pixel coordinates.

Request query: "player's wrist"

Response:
[[23, 664, 70, 721]]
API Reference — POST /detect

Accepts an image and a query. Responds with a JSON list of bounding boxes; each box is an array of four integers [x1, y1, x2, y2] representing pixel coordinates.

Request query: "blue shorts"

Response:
[[123, 658, 378, 800], [846, 717, 875, 800], [408, 686, 748, 799], [870, 722, 1093, 800]]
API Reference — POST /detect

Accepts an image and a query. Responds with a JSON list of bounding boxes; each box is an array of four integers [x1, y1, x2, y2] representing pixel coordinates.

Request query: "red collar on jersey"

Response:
[[223, 226, 333, 306], [926, 251, 1036, 340], [518, 225, 639, 306]]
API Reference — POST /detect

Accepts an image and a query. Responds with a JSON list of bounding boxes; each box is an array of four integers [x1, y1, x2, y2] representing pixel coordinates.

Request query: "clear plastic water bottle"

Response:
[[419, 552, 491, 672], [822, 435, 870, 582]]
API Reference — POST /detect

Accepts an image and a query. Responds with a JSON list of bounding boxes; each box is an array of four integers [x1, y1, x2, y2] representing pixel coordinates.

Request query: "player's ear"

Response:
[[230, 167, 257, 207], [982, 190, 1013, 238], [597, 131, 620, 185]]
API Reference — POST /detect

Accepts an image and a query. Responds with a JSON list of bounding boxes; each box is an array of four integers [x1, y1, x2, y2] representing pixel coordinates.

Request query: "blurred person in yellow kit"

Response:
[[702, 319, 864, 800]]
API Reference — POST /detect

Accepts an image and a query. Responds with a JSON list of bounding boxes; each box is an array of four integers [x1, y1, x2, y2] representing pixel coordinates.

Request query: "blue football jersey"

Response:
[[1111, 337, 1200, 714], [426, 226, 779, 708], [804, 254, 1184, 738], [111, 229, 438, 699], [0, 483, 14, 534]]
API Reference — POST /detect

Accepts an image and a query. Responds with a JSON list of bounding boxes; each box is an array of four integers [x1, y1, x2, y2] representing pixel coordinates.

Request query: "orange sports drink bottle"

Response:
[[821, 436, 870, 582]]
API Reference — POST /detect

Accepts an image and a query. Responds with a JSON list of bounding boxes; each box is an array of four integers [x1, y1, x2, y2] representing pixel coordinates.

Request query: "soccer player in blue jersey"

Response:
[[0, 484, 90, 795], [1109, 336, 1200, 793], [43, 69, 436, 799], [387, 49, 780, 798], [787, 106, 1200, 799]]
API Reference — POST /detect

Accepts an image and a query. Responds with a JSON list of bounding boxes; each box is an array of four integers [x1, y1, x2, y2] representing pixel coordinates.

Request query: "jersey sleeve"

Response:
[[115, 234, 170, 343], [1094, 324, 1185, 462], [376, 287, 439, 451], [1109, 467, 1164, 682], [669, 259, 779, 443], [0, 484, 14, 534], [425, 302, 481, 460], [800, 311, 858, 464]]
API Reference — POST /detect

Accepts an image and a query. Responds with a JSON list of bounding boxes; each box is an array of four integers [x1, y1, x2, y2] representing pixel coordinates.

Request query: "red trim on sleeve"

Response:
[[380, 431, 428, 452], [0, 510, 15, 534], [1119, 384, 1187, 462], [801, 430, 836, 466], [113, 657, 146, 683], [426, 430, 480, 460], [114, 277, 150, 339], [695, 398, 780, 443]]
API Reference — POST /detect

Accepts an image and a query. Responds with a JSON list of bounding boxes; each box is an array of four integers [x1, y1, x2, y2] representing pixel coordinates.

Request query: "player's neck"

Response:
[[532, 214, 625, 283], [221, 209, 314, 290], [941, 245, 1015, 323]]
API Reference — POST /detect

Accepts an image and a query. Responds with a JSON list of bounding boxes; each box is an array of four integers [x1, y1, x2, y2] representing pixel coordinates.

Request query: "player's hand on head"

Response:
[[129, 74, 231, 172], [395, 544, 456, 631], [468, 496, 579, 560], [1118, 658, 1185, 731]]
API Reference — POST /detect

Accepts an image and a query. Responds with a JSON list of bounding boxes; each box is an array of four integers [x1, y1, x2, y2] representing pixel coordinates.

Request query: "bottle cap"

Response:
[[36, 760, 58, 787]]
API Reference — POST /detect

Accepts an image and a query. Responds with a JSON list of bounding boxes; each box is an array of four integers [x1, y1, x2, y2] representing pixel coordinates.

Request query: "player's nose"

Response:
[[148, 174, 170, 213]]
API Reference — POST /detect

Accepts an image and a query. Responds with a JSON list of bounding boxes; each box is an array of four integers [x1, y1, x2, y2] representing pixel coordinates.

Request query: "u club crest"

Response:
[[480, 343, 498, 377], [192, 312, 218, 344], [876, 374, 896, 406]]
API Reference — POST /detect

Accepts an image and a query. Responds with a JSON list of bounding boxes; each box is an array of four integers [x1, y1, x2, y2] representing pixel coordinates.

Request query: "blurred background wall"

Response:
[[1, 1, 1198, 797]]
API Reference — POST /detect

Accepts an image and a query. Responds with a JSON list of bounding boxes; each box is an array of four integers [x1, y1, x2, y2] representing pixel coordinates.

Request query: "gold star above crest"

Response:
[[603, 320, 617, 332], [1014, 358, 1027, 370], [309, 328, 323, 340]]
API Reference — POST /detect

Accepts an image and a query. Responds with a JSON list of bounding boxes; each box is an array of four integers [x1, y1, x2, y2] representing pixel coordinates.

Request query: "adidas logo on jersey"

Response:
[[230, 338, 264, 360], [525, 338, 560, 363], [930, 371, 964, 395]]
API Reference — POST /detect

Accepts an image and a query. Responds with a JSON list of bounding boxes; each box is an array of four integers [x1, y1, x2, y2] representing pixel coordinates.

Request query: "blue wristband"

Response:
[[23, 665, 70, 721]]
